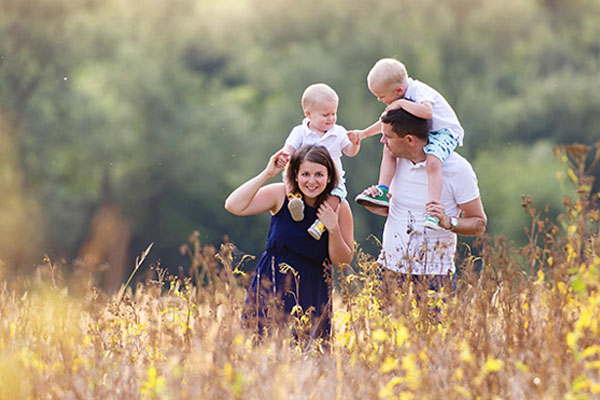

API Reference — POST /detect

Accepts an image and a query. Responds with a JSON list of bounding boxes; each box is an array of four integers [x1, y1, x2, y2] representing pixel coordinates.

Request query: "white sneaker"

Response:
[[424, 214, 440, 230], [308, 219, 325, 240]]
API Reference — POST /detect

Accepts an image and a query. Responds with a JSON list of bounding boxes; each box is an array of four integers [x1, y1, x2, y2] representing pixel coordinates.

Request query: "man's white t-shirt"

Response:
[[378, 152, 480, 275], [285, 118, 351, 183], [404, 78, 464, 146]]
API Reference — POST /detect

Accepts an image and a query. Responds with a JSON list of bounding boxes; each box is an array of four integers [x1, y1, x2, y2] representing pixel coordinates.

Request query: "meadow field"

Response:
[[0, 144, 599, 399]]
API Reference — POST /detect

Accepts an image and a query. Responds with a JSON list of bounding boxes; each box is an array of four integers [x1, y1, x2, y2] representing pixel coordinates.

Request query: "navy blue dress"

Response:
[[247, 198, 331, 337]]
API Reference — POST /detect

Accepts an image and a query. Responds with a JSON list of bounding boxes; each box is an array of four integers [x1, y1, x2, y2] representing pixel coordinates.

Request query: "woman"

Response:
[[225, 145, 354, 338]]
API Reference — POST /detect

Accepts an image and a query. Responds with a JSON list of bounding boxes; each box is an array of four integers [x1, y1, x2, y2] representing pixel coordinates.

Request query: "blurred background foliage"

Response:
[[0, 0, 598, 282]]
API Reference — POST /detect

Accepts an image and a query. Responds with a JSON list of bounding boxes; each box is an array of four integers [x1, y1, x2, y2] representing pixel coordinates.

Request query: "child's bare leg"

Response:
[[355, 146, 394, 208], [423, 154, 442, 229], [426, 154, 442, 202], [378, 146, 396, 188], [324, 194, 341, 211]]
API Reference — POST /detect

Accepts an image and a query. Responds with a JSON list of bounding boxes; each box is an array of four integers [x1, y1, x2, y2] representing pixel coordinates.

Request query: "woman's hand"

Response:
[[316, 202, 339, 233], [266, 149, 290, 178], [224, 150, 290, 216]]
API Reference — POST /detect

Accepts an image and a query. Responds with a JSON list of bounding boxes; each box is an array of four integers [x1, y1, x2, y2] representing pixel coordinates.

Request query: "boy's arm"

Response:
[[388, 99, 433, 119], [342, 140, 360, 157], [281, 143, 296, 156], [359, 120, 384, 139], [275, 143, 296, 168], [347, 120, 382, 144]]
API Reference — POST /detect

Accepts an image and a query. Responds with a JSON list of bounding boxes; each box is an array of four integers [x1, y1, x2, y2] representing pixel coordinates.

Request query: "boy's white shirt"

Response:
[[284, 118, 351, 183], [404, 78, 465, 146]]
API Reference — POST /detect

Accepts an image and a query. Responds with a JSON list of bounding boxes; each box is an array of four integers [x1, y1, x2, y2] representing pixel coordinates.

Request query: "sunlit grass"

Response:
[[1, 143, 599, 399]]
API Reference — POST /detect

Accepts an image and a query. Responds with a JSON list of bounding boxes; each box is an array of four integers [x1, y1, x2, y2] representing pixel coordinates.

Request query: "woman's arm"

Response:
[[224, 151, 288, 216], [317, 200, 354, 266]]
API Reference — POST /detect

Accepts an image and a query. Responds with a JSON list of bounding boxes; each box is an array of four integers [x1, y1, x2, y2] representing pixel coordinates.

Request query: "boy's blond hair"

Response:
[[367, 58, 409, 91], [301, 83, 339, 111]]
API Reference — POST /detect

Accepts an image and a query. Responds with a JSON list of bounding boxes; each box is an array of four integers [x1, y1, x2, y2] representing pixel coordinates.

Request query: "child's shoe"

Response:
[[308, 219, 326, 240], [354, 185, 389, 208], [288, 194, 305, 222], [423, 214, 440, 230]]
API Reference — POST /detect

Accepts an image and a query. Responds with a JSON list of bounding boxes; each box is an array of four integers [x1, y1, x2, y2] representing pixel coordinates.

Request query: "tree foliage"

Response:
[[0, 0, 598, 276]]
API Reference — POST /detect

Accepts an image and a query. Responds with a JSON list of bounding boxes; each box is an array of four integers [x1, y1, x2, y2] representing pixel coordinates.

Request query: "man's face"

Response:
[[380, 122, 407, 158]]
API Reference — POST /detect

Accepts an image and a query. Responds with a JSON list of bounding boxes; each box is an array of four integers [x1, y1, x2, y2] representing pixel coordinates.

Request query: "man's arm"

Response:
[[427, 198, 487, 236], [365, 205, 389, 217]]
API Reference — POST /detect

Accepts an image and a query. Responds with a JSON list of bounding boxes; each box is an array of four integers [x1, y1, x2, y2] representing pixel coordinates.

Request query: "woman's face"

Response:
[[295, 160, 329, 199]]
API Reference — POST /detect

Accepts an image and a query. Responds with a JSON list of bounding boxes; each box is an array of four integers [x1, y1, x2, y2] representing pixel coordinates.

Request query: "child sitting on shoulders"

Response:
[[351, 58, 464, 229], [278, 83, 360, 239]]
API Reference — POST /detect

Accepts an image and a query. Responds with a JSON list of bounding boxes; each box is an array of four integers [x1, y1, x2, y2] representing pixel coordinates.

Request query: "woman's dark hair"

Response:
[[286, 145, 338, 209]]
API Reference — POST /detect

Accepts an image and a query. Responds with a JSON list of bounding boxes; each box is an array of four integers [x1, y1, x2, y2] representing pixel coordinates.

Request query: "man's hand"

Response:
[[426, 198, 487, 235], [361, 185, 392, 200], [426, 200, 450, 229], [359, 185, 390, 216]]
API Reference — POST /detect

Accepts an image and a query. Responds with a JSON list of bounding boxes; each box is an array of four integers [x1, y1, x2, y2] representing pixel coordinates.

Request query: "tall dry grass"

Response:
[[0, 143, 599, 399]]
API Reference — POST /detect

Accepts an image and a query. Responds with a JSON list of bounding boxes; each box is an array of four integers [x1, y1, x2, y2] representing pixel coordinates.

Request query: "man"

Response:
[[363, 108, 486, 288]]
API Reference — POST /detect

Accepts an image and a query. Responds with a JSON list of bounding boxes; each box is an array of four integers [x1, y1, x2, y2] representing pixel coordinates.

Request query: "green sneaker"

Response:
[[354, 185, 389, 208]]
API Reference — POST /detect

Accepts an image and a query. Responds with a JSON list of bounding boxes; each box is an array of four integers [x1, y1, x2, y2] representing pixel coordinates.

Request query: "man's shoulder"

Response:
[[443, 152, 475, 175]]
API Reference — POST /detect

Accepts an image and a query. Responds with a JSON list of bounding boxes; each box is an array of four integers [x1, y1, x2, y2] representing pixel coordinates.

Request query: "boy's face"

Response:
[[369, 83, 404, 106], [305, 99, 338, 134]]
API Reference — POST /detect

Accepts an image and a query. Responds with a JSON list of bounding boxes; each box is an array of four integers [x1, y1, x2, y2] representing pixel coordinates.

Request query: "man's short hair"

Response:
[[381, 108, 430, 141]]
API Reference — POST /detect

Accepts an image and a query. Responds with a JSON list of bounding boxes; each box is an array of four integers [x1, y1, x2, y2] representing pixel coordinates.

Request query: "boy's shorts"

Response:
[[331, 182, 347, 202], [424, 128, 459, 163]]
